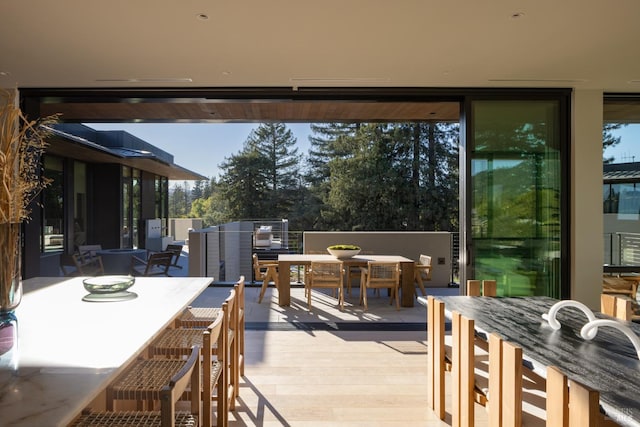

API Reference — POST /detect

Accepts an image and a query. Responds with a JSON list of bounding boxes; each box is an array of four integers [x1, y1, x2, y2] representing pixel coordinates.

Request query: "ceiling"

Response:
[[2, 1, 640, 122]]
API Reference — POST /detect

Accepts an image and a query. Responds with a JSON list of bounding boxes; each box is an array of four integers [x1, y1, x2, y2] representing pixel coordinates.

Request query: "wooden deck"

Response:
[[191, 285, 485, 426]]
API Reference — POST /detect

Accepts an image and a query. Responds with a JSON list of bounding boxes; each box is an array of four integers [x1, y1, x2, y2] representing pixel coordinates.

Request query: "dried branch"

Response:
[[0, 89, 58, 224]]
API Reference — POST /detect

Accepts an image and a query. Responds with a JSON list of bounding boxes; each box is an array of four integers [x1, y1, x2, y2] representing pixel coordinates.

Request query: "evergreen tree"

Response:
[[244, 123, 302, 217], [603, 123, 627, 164], [218, 149, 271, 219]]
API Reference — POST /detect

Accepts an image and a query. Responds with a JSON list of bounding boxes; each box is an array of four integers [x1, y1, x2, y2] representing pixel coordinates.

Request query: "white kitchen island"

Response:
[[0, 275, 212, 427]]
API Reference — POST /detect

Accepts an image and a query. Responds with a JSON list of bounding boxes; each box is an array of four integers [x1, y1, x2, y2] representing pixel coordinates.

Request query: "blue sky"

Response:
[[86, 122, 638, 181], [87, 122, 313, 179], [606, 124, 640, 163]]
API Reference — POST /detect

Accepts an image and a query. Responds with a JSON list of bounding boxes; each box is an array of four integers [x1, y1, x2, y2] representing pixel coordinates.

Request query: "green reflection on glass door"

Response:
[[471, 100, 562, 297]]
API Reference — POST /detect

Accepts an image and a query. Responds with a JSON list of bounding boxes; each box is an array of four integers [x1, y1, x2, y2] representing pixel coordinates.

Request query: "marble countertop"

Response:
[[421, 296, 640, 426], [0, 275, 212, 427]]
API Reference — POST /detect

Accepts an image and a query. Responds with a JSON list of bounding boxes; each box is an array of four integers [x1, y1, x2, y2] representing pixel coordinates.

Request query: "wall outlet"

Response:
[[438, 257, 446, 265]]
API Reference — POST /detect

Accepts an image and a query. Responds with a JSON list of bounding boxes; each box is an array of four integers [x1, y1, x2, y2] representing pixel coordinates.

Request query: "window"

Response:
[[603, 97, 640, 265], [42, 156, 64, 252]]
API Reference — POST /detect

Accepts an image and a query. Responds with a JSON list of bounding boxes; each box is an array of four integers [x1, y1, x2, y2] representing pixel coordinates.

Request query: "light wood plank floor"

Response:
[[193, 285, 489, 426]]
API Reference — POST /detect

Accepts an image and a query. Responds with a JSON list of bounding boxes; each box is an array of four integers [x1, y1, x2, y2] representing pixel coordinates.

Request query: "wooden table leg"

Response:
[[278, 261, 291, 306], [401, 261, 414, 307]]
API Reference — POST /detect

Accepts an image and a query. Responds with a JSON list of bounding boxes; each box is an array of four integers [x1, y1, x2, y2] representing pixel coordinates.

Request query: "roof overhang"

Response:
[[47, 128, 207, 180]]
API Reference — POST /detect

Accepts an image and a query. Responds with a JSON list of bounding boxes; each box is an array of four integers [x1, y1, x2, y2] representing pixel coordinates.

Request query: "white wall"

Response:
[[571, 90, 604, 308]]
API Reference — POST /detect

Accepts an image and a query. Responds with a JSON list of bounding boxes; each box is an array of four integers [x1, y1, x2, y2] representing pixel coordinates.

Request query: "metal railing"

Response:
[[604, 232, 640, 265]]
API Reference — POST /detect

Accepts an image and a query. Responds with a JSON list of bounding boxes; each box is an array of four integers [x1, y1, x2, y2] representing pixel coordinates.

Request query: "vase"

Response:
[[0, 223, 22, 318]]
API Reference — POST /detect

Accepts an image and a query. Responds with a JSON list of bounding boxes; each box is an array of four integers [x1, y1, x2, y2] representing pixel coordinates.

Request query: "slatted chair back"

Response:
[[467, 280, 482, 296], [77, 345, 201, 427], [306, 261, 344, 311], [413, 254, 432, 296], [234, 276, 246, 381], [72, 252, 104, 276], [547, 365, 609, 427], [482, 280, 497, 297], [360, 261, 401, 310], [78, 244, 102, 257], [161, 345, 201, 427], [451, 311, 476, 427], [165, 244, 184, 268], [427, 296, 447, 420], [131, 251, 173, 276], [203, 309, 227, 427], [601, 293, 632, 321], [466, 279, 498, 297], [223, 288, 239, 410]]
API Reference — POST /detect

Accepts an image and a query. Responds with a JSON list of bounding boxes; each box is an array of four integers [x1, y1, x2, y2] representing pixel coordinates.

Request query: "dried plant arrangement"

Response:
[[0, 89, 58, 313]]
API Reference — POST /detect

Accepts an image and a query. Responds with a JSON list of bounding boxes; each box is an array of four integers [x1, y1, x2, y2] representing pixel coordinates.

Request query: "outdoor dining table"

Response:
[[0, 275, 212, 427], [425, 295, 640, 426], [277, 254, 415, 307]]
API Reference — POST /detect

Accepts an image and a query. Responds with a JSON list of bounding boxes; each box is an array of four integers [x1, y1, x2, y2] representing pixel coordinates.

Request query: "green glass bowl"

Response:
[[83, 275, 135, 294]]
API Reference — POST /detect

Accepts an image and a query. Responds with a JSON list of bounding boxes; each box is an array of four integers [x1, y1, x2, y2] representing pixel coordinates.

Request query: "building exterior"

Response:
[[603, 162, 640, 266], [30, 123, 205, 277]]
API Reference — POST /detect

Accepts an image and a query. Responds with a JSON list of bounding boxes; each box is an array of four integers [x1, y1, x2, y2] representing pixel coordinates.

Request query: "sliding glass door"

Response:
[[466, 98, 566, 297]]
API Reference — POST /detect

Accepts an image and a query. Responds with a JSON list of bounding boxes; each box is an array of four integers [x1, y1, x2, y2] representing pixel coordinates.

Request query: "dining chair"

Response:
[[450, 312, 499, 427], [600, 293, 633, 321], [151, 286, 240, 414], [72, 251, 105, 276], [254, 253, 278, 303], [131, 251, 173, 276], [546, 365, 619, 427], [413, 254, 432, 296], [427, 296, 447, 420], [344, 250, 373, 296], [110, 299, 232, 426], [360, 261, 401, 310], [306, 260, 344, 311], [165, 243, 184, 269], [78, 244, 102, 257], [466, 279, 497, 297], [176, 276, 245, 379], [78, 345, 201, 427]]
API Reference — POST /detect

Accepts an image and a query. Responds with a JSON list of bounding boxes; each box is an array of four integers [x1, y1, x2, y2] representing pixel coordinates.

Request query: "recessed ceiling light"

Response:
[[222, 71, 232, 76], [511, 12, 525, 18], [488, 78, 587, 83], [196, 13, 209, 20], [95, 78, 193, 83], [0, 71, 10, 77]]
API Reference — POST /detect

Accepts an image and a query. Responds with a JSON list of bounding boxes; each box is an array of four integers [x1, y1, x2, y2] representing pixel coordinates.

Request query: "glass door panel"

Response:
[[470, 100, 563, 297]]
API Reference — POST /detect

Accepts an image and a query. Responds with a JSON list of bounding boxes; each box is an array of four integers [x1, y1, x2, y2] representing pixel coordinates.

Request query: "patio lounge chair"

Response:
[[131, 251, 173, 276]]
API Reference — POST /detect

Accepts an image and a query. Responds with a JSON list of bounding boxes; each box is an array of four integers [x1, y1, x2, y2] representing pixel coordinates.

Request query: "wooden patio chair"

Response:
[[306, 260, 344, 311], [76, 345, 201, 426], [72, 251, 104, 276], [131, 251, 173, 276], [359, 261, 401, 310], [413, 254, 432, 296], [254, 253, 278, 303], [165, 243, 184, 269]]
